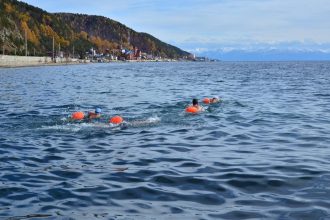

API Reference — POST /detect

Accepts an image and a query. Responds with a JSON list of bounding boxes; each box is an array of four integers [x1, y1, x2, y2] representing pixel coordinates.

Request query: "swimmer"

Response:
[[203, 97, 220, 104], [186, 98, 205, 113], [210, 97, 220, 103], [87, 108, 102, 119], [192, 98, 204, 112]]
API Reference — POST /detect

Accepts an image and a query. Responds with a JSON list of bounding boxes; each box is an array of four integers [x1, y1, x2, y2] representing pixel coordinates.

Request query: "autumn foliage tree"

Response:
[[0, 0, 189, 58]]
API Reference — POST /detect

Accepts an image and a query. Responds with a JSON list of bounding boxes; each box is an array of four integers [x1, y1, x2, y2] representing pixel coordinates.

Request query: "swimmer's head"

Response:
[[95, 108, 102, 114], [192, 99, 198, 106], [211, 97, 220, 102]]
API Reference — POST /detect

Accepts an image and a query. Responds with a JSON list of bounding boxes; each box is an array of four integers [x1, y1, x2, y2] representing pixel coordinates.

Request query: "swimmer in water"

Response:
[[87, 108, 102, 119], [192, 98, 204, 112], [203, 97, 221, 104], [210, 97, 220, 103]]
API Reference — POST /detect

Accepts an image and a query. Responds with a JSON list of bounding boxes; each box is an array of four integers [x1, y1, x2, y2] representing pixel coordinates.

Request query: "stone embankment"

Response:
[[0, 55, 79, 67]]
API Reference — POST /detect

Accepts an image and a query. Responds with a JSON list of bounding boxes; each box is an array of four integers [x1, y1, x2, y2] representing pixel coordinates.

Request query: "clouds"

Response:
[[20, 0, 330, 51]]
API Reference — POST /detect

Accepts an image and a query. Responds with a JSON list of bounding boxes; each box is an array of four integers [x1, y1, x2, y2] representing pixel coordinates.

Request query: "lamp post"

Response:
[[25, 29, 27, 56], [2, 30, 5, 56], [52, 36, 55, 62]]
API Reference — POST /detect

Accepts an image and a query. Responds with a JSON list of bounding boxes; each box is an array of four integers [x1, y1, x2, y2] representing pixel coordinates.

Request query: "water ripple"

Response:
[[1, 62, 330, 219]]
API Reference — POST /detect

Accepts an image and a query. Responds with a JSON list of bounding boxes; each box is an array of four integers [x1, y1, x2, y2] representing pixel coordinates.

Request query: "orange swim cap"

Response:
[[203, 98, 211, 104], [72, 111, 85, 120], [109, 116, 123, 124], [185, 106, 198, 113]]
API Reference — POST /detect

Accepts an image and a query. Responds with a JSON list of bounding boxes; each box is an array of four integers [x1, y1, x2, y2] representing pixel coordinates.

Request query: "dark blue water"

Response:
[[1, 62, 330, 219]]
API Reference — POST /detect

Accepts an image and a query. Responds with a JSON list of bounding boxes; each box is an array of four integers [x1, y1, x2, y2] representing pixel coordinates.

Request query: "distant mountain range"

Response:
[[193, 49, 330, 61], [0, 0, 189, 58], [179, 41, 330, 61]]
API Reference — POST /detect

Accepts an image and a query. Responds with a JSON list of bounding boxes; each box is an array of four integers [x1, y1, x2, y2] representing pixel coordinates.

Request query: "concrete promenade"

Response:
[[0, 55, 53, 67], [0, 55, 81, 67]]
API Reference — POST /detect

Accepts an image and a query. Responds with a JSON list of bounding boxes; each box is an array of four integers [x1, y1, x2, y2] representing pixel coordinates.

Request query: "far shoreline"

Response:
[[0, 61, 90, 69], [0, 55, 191, 69], [0, 60, 180, 69], [0, 54, 191, 69]]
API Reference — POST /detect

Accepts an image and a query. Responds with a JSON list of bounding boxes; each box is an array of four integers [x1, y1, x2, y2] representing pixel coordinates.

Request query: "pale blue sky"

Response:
[[20, 0, 330, 57]]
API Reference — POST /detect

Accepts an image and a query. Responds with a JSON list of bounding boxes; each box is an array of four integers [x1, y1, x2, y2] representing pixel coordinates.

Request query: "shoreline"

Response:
[[0, 61, 90, 69], [0, 60, 168, 68], [0, 55, 92, 68], [0, 55, 182, 68]]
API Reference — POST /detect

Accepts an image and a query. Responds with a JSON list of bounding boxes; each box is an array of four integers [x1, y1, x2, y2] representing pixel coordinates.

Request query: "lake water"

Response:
[[1, 62, 330, 219]]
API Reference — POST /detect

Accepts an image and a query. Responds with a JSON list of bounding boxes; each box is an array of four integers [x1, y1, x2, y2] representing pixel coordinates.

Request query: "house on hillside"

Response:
[[121, 46, 142, 60]]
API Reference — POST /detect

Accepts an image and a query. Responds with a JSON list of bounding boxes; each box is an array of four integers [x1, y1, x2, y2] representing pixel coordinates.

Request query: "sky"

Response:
[[20, 0, 330, 60]]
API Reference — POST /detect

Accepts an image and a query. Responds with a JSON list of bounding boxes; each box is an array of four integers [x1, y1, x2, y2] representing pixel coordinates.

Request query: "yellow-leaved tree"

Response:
[[19, 13, 40, 46]]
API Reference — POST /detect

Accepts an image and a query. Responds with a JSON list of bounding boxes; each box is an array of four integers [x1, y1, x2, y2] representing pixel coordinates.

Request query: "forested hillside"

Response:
[[0, 0, 189, 58]]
